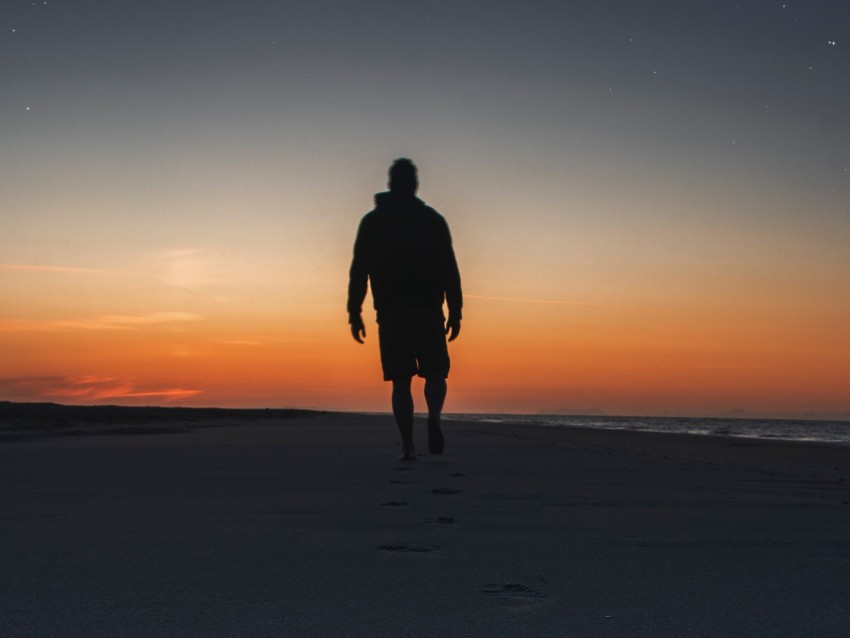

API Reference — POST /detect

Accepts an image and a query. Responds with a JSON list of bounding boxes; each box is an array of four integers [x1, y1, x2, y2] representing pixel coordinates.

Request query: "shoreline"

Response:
[[3, 401, 849, 448]]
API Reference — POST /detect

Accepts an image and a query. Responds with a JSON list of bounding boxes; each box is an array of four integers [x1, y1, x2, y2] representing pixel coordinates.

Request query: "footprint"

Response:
[[424, 516, 457, 526], [378, 544, 439, 553], [432, 487, 463, 495], [449, 472, 465, 477], [394, 467, 413, 472], [380, 501, 408, 507], [389, 480, 421, 484], [481, 583, 544, 600]]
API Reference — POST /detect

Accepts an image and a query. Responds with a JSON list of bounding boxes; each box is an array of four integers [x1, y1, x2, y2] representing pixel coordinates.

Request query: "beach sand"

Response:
[[2, 406, 849, 637]]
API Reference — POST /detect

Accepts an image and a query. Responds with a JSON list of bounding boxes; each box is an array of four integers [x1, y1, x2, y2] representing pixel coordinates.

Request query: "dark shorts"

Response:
[[378, 309, 450, 381]]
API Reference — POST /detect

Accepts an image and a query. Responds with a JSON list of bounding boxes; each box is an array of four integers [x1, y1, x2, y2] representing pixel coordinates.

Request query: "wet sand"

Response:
[[2, 407, 849, 637]]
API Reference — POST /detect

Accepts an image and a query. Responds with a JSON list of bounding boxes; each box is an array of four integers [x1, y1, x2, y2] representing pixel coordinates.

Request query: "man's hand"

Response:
[[350, 314, 366, 344], [446, 314, 461, 342]]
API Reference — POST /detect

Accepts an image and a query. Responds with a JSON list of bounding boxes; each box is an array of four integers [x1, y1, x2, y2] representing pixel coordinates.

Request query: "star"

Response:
[[827, 40, 837, 46]]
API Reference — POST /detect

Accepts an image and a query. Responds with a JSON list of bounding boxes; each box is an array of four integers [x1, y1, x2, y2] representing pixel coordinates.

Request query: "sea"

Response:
[[444, 413, 850, 446]]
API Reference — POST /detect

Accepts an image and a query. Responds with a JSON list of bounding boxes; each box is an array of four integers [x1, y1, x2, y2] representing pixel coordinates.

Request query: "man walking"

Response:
[[348, 158, 462, 460]]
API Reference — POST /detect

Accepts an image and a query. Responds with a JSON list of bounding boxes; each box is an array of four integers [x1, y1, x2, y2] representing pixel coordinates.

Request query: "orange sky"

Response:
[[3, 2, 850, 418], [2, 237, 849, 418]]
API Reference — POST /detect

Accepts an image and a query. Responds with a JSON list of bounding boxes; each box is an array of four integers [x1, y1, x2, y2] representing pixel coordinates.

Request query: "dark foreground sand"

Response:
[[2, 406, 849, 637]]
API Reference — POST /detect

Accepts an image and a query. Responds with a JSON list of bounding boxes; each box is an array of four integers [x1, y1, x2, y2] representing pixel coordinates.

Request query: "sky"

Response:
[[2, 1, 849, 417]]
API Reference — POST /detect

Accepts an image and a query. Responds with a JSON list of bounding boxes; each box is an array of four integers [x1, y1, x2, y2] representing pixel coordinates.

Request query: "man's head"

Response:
[[388, 158, 418, 196]]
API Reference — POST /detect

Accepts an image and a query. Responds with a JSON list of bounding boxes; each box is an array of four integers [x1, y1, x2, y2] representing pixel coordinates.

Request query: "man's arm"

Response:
[[347, 218, 369, 343], [440, 218, 463, 342]]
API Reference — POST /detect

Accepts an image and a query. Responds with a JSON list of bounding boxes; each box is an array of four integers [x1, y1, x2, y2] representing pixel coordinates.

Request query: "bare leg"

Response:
[[391, 376, 415, 460], [424, 377, 446, 455]]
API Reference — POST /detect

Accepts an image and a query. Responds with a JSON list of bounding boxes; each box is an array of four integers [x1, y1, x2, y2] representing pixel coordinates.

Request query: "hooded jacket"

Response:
[[347, 191, 462, 323]]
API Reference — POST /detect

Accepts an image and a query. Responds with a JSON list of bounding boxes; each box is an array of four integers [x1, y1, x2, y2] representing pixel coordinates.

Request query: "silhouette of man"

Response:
[[348, 158, 462, 460]]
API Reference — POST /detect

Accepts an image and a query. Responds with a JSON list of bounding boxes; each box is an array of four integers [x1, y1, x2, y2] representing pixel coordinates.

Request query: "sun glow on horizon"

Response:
[[2, 252, 848, 419]]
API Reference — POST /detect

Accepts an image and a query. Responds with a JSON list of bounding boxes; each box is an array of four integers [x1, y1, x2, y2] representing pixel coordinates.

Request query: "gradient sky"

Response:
[[2, 1, 849, 417]]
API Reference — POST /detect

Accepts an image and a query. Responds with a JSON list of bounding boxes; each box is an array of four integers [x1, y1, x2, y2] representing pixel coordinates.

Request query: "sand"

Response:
[[1, 406, 849, 637]]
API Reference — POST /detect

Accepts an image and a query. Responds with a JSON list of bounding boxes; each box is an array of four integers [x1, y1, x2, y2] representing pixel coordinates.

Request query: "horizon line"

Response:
[[2, 400, 847, 422]]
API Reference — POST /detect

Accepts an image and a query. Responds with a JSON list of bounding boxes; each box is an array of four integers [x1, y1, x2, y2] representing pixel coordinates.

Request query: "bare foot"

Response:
[[427, 415, 444, 455]]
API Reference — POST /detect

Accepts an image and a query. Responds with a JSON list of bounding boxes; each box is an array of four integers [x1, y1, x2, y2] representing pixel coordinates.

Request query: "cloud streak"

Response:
[[56, 312, 203, 330], [1, 312, 203, 333], [465, 294, 654, 311], [0, 263, 141, 277], [1, 254, 225, 294], [0, 375, 203, 403]]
